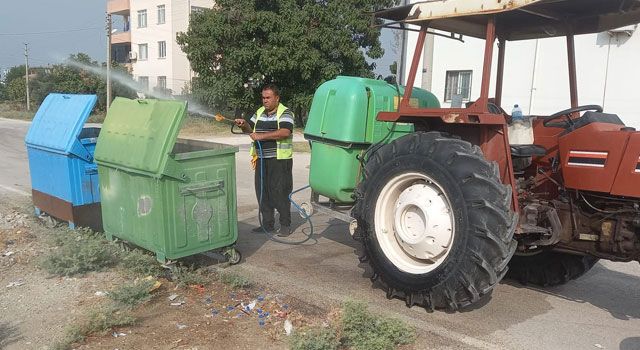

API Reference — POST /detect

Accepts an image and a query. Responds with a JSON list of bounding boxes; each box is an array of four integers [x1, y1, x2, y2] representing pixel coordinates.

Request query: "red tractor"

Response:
[[340, 0, 640, 311]]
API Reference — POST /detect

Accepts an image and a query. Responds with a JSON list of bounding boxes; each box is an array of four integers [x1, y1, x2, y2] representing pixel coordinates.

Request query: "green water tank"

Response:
[[304, 76, 440, 204]]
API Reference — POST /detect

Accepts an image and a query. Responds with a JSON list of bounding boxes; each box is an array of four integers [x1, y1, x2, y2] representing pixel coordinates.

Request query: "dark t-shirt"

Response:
[[247, 109, 294, 158]]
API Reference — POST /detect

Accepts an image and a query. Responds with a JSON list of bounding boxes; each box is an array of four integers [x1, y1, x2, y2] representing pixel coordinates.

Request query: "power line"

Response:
[[0, 27, 102, 36]]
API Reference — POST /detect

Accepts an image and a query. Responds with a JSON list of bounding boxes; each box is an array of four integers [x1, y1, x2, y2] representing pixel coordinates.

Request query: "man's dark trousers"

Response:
[[254, 157, 293, 230]]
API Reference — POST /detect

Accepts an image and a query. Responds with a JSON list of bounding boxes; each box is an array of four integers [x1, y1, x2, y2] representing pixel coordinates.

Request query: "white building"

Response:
[[107, 0, 214, 95], [400, 1, 640, 127]]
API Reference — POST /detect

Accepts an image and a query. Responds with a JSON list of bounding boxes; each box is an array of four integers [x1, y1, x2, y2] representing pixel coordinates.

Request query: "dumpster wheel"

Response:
[[225, 247, 242, 265], [352, 132, 517, 312]]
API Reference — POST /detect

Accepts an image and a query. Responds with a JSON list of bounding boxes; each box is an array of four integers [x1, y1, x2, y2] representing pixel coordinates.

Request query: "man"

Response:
[[234, 84, 294, 236]]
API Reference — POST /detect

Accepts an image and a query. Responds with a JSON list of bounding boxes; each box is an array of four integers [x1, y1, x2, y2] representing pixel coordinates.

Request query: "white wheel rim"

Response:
[[374, 172, 455, 275]]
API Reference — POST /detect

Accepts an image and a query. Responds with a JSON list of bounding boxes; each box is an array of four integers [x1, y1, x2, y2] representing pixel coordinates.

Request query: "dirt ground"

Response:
[[0, 194, 329, 350]]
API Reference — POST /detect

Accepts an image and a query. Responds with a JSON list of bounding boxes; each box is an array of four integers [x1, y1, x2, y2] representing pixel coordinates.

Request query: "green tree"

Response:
[[6, 77, 26, 102], [177, 0, 397, 123], [3, 65, 26, 84], [29, 53, 136, 110]]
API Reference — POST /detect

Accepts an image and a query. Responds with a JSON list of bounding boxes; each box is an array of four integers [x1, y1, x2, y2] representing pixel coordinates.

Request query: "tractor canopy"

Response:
[[375, 0, 640, 40]]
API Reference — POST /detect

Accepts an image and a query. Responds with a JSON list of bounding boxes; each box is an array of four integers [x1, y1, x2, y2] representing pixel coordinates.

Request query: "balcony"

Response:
[[111, 31, 131, 44], [107, 0, 130, 15]]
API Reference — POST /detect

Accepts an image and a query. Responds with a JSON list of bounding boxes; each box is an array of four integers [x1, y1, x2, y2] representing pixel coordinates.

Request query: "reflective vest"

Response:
[[249, 103, 293, 160]]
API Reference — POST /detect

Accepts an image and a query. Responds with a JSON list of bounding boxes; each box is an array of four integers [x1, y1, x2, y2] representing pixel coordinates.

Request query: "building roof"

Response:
[[375, 0, 640, 40]]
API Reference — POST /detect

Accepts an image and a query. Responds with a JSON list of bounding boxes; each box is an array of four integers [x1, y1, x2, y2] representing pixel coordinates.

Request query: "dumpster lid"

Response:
[[94, 98, 188, 179], [25, 93, 98, 160]]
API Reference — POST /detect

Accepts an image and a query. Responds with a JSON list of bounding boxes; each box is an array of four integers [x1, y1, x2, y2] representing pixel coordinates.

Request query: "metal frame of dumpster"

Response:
[[24, 93, 102, 231], [94, 98, 239, 262]]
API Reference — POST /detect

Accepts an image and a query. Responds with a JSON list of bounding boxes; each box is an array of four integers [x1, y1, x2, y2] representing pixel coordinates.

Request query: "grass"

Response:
[[0, 102, 34, 120], [218, 271, 252, 289], [0, 102, 107, 122], [340, 301, 415, 350], [170, 265, 211, 287], [119, 248, 165, 277], [179, 114, 232, 136], [293, 141, 311, 153], [108, 279, 156, 308], [40, 227, 168, 278], [86, 111, 106, 124], [53, 305, 135, 350], [40, 229, 120, 277], [290, 326, 340, 350], [290, 300, 415, 350]]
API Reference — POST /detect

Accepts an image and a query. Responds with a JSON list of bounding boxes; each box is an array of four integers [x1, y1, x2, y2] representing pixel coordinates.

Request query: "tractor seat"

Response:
[[510, 144, 547, 158], [571, 111, 624, 130]]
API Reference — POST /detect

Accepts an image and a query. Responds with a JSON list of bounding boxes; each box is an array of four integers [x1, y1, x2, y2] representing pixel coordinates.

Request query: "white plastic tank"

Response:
[[508, 104, 534, 145]]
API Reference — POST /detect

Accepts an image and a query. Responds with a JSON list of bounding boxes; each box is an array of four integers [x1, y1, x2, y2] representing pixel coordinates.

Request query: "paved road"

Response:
[[1, 117, 639, 350]]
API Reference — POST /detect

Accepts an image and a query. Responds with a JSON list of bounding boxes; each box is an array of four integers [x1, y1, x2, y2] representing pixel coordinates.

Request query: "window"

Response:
[[158, 41, 166, 59], [137, 10, 147, 28], [157, 76, 167, 89], [444, 70, 472, 102], [138, 76, 149, 90], [157, 5, 166, 24], [138, 44, 148, 60]]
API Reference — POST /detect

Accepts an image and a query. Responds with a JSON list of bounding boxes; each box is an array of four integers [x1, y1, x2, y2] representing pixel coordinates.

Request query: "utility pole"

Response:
[[106, 13, 112, 112], [24, 43, 30, 112]]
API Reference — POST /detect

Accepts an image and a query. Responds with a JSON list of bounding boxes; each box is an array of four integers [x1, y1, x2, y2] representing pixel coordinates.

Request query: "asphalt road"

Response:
[[1, 117, 639, 350]]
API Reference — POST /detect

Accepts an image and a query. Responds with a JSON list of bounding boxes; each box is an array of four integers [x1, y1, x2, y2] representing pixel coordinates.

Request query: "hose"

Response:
[[255, 140, 314, 245]]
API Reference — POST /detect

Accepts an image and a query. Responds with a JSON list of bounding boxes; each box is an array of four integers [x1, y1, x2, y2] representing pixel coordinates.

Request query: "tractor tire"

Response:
[[506, 251, 599, 287], [352, 132, 517, 311]]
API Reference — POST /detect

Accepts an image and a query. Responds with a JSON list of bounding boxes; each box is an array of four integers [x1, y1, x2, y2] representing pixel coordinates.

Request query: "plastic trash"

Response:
[[168, 294, 179, 301], [284, 320, 293, 336]]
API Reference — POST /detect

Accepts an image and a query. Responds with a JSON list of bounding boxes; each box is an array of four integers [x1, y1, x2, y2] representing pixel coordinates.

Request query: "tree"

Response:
[[3, 65, 26, 85], [6, 77, 26, 102], [28, 53, 136, 110], [177, 0, 397, 123]]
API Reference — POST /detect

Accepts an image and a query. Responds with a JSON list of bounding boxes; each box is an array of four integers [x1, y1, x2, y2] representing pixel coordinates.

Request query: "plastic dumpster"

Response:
[[25, 93, 102, 230], [94, 98, 240, 263]]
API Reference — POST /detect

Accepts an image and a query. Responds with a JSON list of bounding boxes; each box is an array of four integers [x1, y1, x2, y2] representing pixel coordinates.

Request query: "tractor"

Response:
[[303, 0, 640, 311]]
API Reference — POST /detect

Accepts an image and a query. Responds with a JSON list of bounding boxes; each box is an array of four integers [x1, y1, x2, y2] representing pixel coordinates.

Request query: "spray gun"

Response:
[[211, 112, 315, 245]]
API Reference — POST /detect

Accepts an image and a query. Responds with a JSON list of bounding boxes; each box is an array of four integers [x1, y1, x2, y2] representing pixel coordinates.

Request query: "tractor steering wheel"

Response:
[[542, 105, 603, 129]]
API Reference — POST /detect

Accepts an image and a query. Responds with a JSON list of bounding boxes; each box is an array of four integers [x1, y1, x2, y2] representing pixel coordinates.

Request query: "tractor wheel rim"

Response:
[[375, 172, 455, 275]]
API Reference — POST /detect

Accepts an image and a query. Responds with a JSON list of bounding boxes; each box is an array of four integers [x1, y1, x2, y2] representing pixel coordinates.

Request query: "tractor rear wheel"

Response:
[[352, 132, 517, 311], [507, 251, 599, 286]]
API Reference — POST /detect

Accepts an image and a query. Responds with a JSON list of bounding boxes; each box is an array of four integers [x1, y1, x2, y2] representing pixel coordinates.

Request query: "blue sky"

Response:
[[0, 1, 107, 72], [0, 1, 397, 77]]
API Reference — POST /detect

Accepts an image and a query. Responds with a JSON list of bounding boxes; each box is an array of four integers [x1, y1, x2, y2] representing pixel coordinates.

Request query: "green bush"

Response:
[[171, 265, 210, 287], [119, 249, 164, 277], [341, 301, 415, 350], [108, 279, 156, 308], [218, 271, 252, 289], [53, 305, 135, 350], [41, 231, 119, 276], [290, 326, 340, 350]]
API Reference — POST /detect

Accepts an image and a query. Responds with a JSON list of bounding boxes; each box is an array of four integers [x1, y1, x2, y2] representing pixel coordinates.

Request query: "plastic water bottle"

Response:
[[508, 104, 534, 145], [511, 104, 524, 122]]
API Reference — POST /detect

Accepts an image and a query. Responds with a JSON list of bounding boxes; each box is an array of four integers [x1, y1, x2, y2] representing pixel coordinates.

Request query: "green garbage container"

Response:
[[94, 98, 240, 263]]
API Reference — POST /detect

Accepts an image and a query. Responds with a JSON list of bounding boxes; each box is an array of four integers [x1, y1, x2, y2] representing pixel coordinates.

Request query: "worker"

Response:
[[234, 84, 294, 237]]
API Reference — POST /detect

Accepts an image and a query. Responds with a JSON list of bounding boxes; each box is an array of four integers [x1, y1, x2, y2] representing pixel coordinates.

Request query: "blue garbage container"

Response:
[[25, 93, 102, 230]]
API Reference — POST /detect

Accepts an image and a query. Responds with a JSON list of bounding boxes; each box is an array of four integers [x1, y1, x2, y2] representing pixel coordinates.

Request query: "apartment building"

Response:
[[107, 0, 214, 95], [398, 0, 640, 127]]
